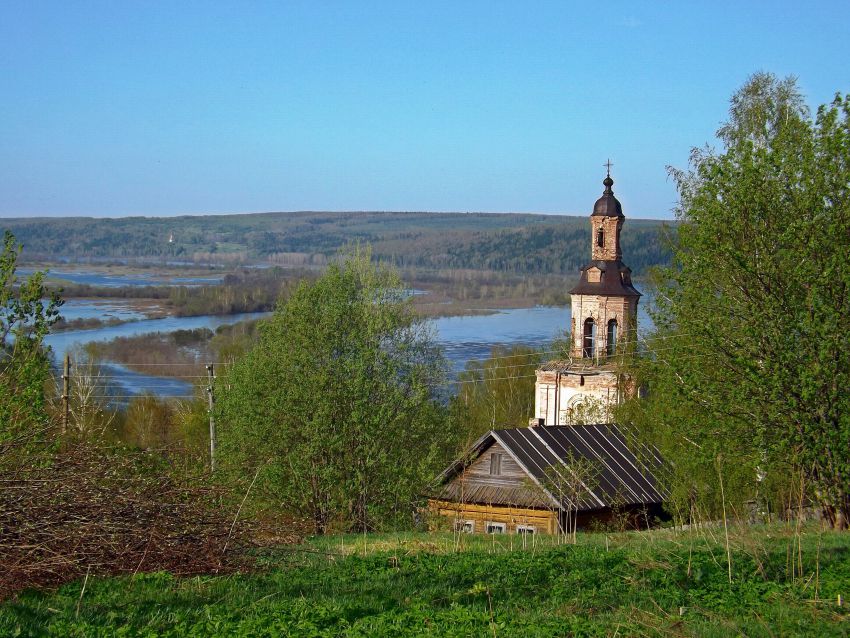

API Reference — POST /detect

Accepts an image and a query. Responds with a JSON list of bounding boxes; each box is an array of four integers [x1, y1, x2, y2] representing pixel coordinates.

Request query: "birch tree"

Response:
[[620, 73, 850, 528], [216, 249, 451, 533]]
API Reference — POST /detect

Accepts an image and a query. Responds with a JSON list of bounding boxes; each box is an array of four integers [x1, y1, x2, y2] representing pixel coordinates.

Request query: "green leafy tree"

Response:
[[620, 73, 850, 528], [216, 249, 451, 533], [0, 231, 62, 451], [122, 394, 177, 450], [450, 345, 542, 446]]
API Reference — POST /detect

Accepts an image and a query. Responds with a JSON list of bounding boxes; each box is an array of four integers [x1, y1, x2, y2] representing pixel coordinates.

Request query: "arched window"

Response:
[[606, 319, 618, 356], [582, 318, 596, 358], [596, 227, 604, 248]]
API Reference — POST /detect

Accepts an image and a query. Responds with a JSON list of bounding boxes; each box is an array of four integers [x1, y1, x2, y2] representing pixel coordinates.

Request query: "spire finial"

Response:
[[602, 159, 614, 194]]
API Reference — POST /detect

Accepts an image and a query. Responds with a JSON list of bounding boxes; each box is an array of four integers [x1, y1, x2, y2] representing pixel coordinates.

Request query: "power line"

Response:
[[58, 328, 706, 398], [81, 396, 199, 400], [77, 375, 208, 380], [70, 343, 698, 386]]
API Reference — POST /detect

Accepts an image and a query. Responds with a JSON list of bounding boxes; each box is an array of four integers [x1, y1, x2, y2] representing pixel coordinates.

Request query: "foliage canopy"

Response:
[[0, 231, 62, 449], [620, 73, 850, 527], [217, 250, 452, 533]]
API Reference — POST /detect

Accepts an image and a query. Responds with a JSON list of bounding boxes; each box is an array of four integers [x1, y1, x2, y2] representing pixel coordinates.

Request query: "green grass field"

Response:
[[2, 524, 848, 637]]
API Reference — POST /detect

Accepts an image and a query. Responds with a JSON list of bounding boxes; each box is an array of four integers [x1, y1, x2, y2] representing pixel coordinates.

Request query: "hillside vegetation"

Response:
[[2, 525, 847, 636], [3, 211, 672, 275]]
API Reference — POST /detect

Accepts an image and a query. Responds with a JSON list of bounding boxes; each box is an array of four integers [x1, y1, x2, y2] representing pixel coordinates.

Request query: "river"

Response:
[[46, 302, 652, 400], [20, 267, 223, 287]]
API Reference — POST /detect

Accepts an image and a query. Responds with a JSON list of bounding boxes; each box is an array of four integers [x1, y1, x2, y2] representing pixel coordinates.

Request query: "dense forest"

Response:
[[4, 211, 673, 275]]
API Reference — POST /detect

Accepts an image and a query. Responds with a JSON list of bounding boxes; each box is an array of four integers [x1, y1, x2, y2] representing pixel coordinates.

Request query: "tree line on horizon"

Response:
[[2, 211, 673, 276]]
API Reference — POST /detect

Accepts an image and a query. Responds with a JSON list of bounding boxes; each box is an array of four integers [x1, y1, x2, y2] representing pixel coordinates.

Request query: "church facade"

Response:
[[534, 172, 641, 425], [428, 172, 666, 535]]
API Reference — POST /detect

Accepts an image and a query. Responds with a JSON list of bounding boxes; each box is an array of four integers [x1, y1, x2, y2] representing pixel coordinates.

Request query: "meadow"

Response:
[[2, 524, 847, 637]]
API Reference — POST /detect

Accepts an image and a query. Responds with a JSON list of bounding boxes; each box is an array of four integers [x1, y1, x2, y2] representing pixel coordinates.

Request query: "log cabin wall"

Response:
[[428, 500, 558, 535]]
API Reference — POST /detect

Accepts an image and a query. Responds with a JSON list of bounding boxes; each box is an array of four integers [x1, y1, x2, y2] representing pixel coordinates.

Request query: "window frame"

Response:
[[485, 521, 506, 534], [583, 317, 596, 358], [455, 519, 475, 534], [489, 452, 502, 476], [606, 318, 618, 356]]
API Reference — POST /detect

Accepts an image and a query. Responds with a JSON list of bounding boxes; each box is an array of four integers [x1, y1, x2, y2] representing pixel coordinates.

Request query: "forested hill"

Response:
[[3, 211, 673, 275]]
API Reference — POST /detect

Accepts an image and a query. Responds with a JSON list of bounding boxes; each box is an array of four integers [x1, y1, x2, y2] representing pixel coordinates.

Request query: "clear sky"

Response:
[[1, 1, 848, 219]]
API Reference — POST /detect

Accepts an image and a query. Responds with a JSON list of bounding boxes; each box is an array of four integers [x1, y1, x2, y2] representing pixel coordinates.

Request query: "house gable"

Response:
[[464, 441, 524, 487], [434, 439, 556, 509]]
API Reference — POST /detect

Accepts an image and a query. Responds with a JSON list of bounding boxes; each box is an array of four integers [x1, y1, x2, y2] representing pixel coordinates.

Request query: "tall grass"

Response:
[[2, 523, 847, 636]]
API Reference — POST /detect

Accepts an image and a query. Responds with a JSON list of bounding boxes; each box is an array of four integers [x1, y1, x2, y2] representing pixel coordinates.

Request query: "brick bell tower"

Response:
[[533, 167, 641, 426]]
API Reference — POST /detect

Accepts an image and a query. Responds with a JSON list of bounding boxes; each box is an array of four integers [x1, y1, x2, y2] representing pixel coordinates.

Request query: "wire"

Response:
[[443, 373, 539, 386], [82, 396, 199, 400], [64, 342, 702, 391], [65, 351, 722, 400], [92, 362, 229, 366], [77, 376, 208, 380], [75, 330, 688, 371], [56, 324, 705, 399]]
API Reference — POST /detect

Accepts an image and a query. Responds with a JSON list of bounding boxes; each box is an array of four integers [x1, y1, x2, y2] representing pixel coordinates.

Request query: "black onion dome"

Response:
[[592, 175, 624, 217]]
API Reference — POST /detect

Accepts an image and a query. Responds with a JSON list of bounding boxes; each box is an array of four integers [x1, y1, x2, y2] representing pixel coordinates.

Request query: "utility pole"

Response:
[[62, 354, 71, 434], [206, 363, 216, 472]]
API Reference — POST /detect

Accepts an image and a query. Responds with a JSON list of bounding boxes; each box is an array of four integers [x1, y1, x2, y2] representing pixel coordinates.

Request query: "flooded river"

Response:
[[46, 302, 652, 400]]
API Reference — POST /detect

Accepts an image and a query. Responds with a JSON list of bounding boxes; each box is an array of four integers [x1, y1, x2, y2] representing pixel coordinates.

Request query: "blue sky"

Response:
[[1, 1, 847, 219]]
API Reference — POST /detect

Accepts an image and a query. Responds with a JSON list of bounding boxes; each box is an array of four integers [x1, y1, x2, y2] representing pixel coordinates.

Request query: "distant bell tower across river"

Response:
[[534, 168, 641, 425]]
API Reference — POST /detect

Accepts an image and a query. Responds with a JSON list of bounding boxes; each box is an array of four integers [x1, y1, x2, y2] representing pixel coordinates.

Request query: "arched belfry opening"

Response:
[[606, 319, 618, 356], [582, 318, 596, 358], [596, 227, 604, 248]]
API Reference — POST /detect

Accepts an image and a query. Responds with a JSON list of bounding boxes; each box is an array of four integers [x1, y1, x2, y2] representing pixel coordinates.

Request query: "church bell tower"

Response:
[[534, 169, 641, 425]]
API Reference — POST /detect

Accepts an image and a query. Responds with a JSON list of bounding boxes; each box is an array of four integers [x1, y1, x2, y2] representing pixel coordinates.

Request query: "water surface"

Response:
[[21, 268, 223, 288], [46, 302, 653, 399]]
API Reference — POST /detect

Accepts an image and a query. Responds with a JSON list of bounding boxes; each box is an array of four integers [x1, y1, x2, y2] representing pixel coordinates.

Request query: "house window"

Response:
[[489, 453, 502, 476], [455, 520, 474, 533], [596, 227, 604, 248], [486, 522, 506, 534], [583, 318, 596, 358], [516, 525, 536, 535], [606, 319, 618, 356]]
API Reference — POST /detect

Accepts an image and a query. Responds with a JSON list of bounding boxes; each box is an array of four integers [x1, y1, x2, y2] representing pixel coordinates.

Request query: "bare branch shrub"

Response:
[[0, 443, 300, 598]]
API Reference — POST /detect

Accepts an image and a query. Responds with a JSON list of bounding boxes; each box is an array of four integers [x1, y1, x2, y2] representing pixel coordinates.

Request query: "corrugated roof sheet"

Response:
[[436, 424, 668, 512]]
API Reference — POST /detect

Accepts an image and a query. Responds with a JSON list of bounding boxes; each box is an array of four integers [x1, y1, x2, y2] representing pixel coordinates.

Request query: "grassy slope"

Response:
[[2, 525, 848, 637]]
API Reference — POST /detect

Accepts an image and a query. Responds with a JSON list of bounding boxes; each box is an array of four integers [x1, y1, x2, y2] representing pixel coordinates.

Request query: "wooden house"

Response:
[[429, 423, 668, 534]]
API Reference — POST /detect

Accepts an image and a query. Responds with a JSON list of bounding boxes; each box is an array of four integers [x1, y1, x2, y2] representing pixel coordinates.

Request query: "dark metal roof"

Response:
[[569, 259, 642, 297], [435, 424, 668, 512], [592, 176, 624, 218]]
